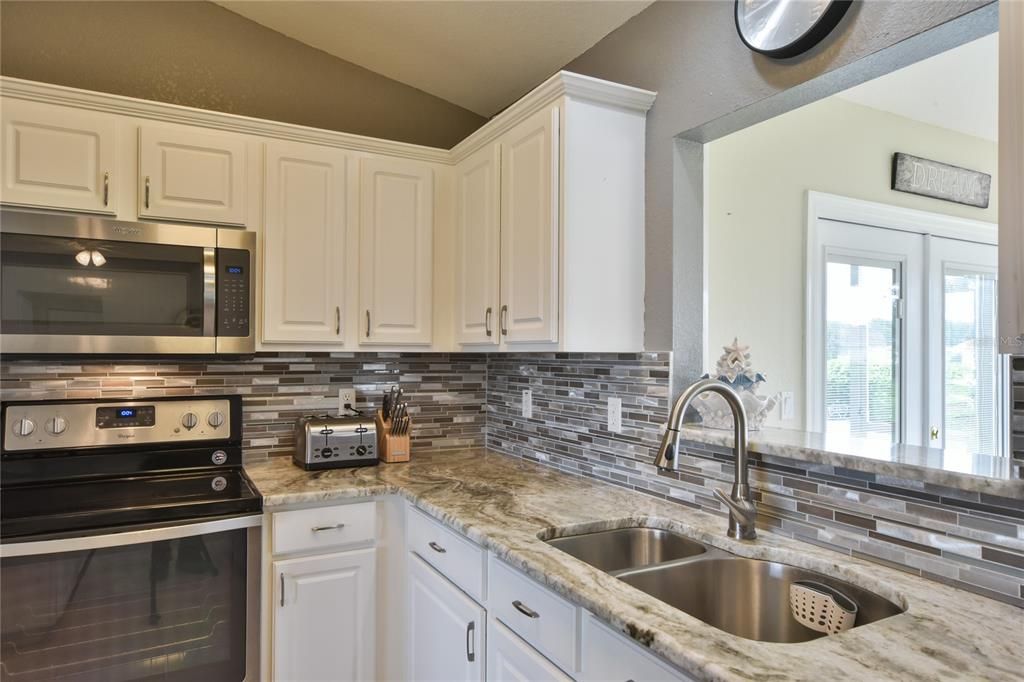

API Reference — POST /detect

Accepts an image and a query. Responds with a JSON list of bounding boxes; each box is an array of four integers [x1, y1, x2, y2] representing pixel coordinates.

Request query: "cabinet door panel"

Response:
[[500, 106, 559, 344], [454, 143, 501, 345], [1, 99, 117, 214], [487, 618, 572, 682], [359, 157, 433, 345], [273, 549, 376, 682], [263, 141, 346, 344], [408, 553, 484, 682], [139, 125, 246, 225]]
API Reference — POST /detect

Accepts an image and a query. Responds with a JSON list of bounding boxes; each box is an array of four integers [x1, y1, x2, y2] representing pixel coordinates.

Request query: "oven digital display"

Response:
[[96, 405, 156, 429], [226, 266, 244, 275]]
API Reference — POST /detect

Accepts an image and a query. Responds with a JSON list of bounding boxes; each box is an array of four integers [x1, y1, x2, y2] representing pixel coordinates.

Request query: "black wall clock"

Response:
[[735, 0, 853, 59]]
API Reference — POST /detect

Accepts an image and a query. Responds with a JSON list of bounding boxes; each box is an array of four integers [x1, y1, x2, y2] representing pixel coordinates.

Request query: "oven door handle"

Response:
[[0, 514, 262, 559]]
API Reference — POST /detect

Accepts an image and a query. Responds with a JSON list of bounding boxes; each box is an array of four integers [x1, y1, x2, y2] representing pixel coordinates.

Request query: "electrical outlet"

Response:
[[338, 388, 357, 414], [780, 391, 795, 420], [608, 397, 622, 433], [522, 389, 533, 419]]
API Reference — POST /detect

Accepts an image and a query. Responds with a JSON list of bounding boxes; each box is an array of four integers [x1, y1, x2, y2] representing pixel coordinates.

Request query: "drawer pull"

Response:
[[312, 523, 346, 532], [428, 541, 447, 554], [512, 599, 540, 619]]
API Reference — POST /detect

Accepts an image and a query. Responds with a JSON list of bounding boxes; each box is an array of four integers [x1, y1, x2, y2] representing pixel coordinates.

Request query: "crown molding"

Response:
[[0, 76, 451, 164], [451, 71, 656, 162], [0, 71, 655, 166]]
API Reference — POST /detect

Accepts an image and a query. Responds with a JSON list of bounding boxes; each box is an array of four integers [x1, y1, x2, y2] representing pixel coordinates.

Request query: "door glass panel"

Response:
[[825, 260, 901, 444], [943, 268, 998, 457], [1, 233, 207, 337], [0, 529, 247, 682]]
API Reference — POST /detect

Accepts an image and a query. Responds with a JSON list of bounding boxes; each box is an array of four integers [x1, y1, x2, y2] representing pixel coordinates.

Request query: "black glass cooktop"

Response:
[[1, 468, 261, 540]]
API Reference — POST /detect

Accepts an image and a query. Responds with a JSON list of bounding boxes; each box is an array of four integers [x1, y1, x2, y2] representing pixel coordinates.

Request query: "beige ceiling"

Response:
[[214, 1, 652, 117]]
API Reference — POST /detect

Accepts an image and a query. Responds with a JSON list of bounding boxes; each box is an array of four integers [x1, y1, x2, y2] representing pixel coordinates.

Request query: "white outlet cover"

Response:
[[608, 397, 622, 433], [522, 389, 533, 419], [780, 391, 795, 420], [338, 387, 357, 414]]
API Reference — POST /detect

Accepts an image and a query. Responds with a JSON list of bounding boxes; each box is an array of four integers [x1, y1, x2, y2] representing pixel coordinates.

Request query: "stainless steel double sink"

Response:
[[545, 527, 904, 643]]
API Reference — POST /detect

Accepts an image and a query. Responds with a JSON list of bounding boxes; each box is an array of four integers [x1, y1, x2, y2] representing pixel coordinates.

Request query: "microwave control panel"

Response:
[[217, 248, 250, 338]]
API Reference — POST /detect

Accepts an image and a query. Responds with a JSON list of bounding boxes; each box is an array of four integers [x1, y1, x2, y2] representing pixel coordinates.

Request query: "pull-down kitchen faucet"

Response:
[[654, 379, 758, 540]]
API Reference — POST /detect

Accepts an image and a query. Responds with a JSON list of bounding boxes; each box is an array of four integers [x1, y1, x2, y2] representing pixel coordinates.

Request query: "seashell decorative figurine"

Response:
[[695, 338, 779, 431]]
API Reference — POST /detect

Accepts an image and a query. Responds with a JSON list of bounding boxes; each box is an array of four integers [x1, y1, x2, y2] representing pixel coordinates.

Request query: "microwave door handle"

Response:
[[204, 247, 217, 337]]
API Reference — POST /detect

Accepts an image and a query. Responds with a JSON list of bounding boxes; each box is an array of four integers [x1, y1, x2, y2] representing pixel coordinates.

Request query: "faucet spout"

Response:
[[655, 378, 757, 540]]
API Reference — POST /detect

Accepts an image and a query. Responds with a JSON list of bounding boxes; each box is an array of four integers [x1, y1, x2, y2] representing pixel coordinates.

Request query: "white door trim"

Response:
[[804, 191, 996, 437]]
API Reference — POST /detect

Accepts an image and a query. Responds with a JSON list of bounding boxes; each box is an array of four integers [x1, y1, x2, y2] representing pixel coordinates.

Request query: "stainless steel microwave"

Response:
[[0, 209, 255, 355]]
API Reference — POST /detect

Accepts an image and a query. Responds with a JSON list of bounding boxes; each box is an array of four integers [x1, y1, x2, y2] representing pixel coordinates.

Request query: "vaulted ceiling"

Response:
[[214, 1, 653, 117]]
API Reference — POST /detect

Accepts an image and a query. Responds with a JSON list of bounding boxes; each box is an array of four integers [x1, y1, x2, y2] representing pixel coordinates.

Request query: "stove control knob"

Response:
[[46, 416, 68, 435], [207, 411, 225, 428], [181, 412, 199, 430], [12, 418, 35, 437]]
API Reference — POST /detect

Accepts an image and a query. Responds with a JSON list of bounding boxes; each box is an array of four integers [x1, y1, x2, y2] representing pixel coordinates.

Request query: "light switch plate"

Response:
[[780, 391, 795, 420], [522, 390, 533, 419], [608, 397, 622, 433]]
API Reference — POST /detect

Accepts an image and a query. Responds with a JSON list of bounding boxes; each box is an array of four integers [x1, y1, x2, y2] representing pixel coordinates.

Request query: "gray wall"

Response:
[[565, 0, 997, 389], [0, 1, 486, 148]]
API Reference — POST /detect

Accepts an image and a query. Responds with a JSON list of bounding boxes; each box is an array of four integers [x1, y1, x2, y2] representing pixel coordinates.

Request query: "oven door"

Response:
[[0, 515, 260, 682], [0, 211, 218, 355]]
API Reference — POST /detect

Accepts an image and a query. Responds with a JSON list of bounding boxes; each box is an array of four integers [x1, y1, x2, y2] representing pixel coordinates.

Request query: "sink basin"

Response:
[[619, 557, 905, 643], [544, 527, 708, 574]]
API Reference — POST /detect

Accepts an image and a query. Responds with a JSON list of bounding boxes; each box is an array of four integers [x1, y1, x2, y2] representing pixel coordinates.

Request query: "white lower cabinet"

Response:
[[487, 617, 573, 682], [580, 613, 691, 682], [272, 547, 376, 681], [408, 552, 485, 681]]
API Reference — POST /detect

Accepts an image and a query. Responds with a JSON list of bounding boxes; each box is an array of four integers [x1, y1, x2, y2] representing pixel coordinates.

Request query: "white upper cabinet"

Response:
[[454, 143, 501, 345], [359, 156, 434, 345], [138, 125, 247, 225], [263, 140, 348, 344], [1, 99, 118, 214], [499, 106, 561, 345]]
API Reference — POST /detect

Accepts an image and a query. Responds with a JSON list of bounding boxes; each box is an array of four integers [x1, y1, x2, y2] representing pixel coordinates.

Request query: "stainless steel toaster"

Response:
[[293, 414, 378, 470]]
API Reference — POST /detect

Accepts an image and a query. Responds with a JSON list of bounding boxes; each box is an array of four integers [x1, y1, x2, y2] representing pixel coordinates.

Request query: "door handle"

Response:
[[365, 310, 371, 338], [485, 307, 493, 337], [279, 573, 285, 607], [466, 620, 476, 662], [336, 306, 341, 335], [103, 172, 110, 206], [500, 305, 509, 336], [144, 176, 151, 209]]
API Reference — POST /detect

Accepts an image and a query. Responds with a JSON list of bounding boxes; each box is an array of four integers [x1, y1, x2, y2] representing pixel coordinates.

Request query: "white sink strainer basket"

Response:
[[789, 580, 859, 635]]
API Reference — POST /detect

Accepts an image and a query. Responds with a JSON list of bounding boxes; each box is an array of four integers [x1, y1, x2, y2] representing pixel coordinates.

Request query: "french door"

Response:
[[811, 217, 1003, 456]]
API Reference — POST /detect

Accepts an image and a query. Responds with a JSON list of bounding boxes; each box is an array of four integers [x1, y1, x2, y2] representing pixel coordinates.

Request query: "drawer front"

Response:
[[273, 501, 376, 555], [489, 557, 577, 674], [487, 617, 573, 682], [581, 613, 690, 681], [406, 505, 486, 601]]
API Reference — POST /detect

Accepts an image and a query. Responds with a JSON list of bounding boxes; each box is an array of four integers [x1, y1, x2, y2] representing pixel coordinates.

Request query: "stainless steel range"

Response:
[[0, 395, 261, 682]]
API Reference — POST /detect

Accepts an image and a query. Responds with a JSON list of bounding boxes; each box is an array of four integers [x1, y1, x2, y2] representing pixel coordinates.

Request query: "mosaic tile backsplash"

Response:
[[487, 352, 1024, 608], [0, 353, 487, 459], [2, 351, 1022, 607], [1012, 356, 1023, 477]]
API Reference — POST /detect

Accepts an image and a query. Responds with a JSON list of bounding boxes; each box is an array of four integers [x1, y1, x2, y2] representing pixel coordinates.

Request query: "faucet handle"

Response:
[[713, 488, 758, 539]]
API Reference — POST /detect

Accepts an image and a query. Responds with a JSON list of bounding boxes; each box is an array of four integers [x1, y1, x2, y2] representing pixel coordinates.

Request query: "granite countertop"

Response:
[[246, 449, 1022, 682], [679, 424, 1023, 497]]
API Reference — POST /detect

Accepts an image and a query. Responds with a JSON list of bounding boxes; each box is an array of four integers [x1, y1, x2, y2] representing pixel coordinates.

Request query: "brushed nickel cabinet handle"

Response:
[[144, 176, 151, 209], [485, 307, 493, 337], [335, 306, 341, 335], [428, 541, 447, 554], [279, 573, 285, 607], [103, 172, 110, 206], [512, 599, 539, 618], [500, 304, 508, 336], [312, 523, 345, 532], [365, 310, 371, 338], [466, 620, 476, 662]]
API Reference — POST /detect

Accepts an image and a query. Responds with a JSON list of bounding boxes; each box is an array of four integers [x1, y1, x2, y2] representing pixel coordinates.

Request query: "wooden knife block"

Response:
[[375, 410, 411, 463]]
